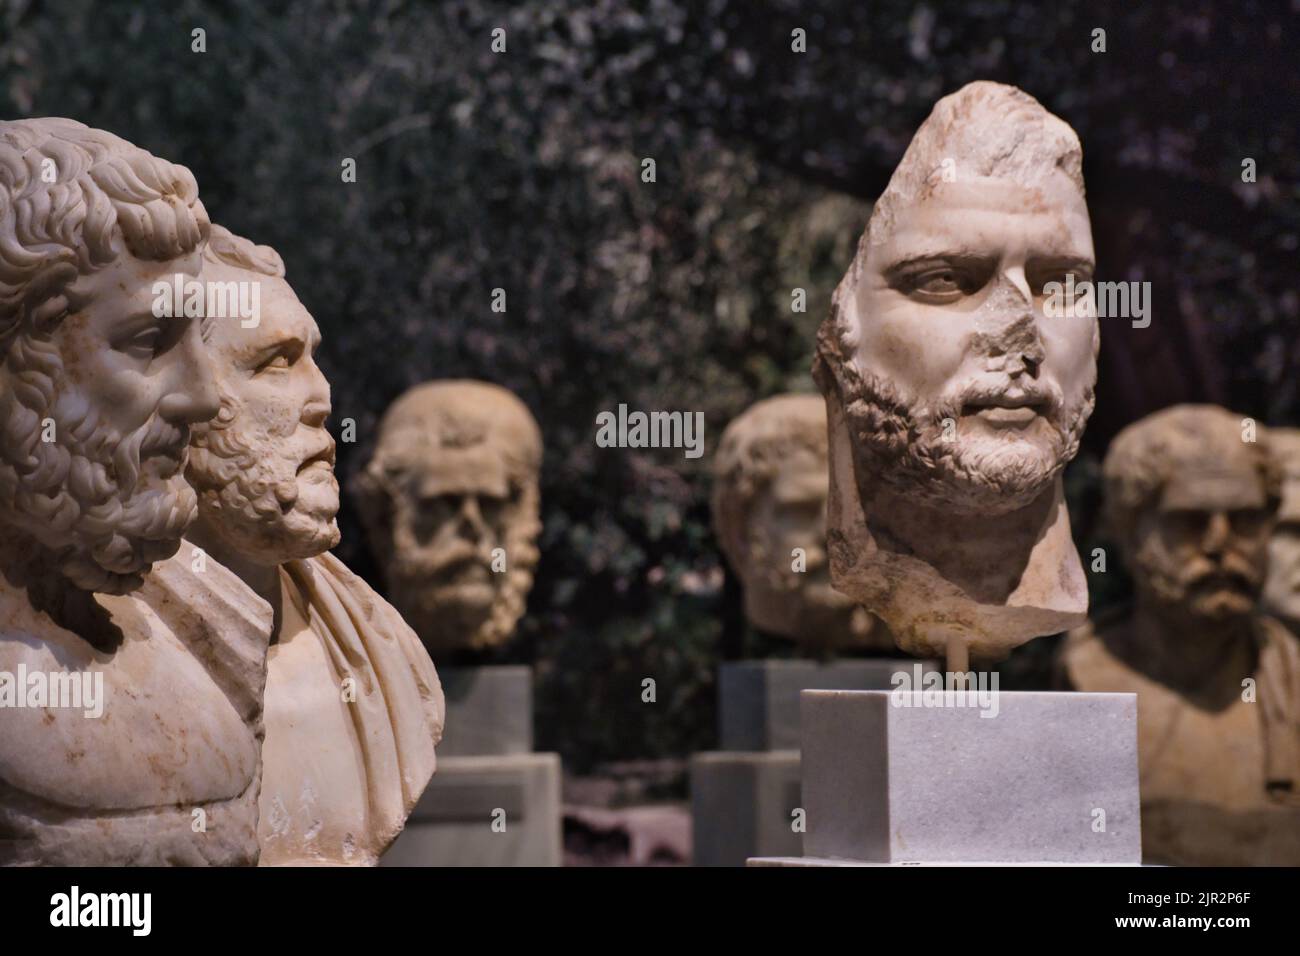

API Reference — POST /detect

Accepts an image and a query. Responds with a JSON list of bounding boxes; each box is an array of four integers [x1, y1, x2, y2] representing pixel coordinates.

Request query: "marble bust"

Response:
[[0, 119, 272, 865], [185, 226, 443, 865], [713, 393, 888, 652], [1058, 405, 1300, 865], [1263, 427, 1300, 633], [354, 380, 542, 657], [812, 81, 1098, 666]]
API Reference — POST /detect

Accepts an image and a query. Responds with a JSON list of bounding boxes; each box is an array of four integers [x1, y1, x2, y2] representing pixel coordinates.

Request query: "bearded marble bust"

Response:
[[185, 226, 443, 866], [1263, 427, 1300, 633], [713, 393, 888, 652], [355, 380, 542, 657], [812, 81, 1098, 666], [1058, 405, 1300, 865], [0, 119, 272, 865]]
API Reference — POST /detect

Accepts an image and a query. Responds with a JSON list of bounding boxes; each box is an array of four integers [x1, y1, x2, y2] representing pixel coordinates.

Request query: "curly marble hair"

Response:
[[0, 118, 210, 592]]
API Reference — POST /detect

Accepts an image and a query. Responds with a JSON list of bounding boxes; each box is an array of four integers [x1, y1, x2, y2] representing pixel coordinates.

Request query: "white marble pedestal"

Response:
[[749, 689, 1142, 866]]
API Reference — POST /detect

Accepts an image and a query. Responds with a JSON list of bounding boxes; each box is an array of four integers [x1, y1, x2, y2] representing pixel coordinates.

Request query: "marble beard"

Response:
[[0, 119, 271, 864], [1058, 405, 1300, 865], [1263, 427, 1300, 633], [354, 380, 543, 657], [185, 226, 442, 866], [812, 81, 1099, 665], [712, 393, 889, 652]]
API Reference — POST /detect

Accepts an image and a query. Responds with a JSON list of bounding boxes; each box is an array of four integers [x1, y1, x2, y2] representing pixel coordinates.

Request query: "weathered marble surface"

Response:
[[812, 81, 1098, 665], [186, 226, 443, 866], [0, 118, 269, 865]]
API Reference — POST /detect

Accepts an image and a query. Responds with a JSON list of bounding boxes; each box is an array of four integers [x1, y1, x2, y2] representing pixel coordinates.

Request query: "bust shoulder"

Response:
[[0, 570, 262, 813]]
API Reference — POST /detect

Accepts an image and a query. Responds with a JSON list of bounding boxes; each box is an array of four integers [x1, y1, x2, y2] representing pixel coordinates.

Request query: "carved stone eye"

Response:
[[918, 270, 960, 293]]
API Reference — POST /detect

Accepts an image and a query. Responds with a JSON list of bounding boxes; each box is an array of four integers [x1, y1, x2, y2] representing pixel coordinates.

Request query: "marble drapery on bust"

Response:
[[186, 226, 442, 866]]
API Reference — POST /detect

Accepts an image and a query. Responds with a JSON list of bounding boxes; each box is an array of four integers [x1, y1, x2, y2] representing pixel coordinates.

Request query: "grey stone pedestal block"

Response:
[[690, 751, 801, 866], [381, 753, 562, 867], [719, 659, 934, 751], [438, 665, 533, 757], [382, 664, 562, 866], [795, 689, 1141, 865]]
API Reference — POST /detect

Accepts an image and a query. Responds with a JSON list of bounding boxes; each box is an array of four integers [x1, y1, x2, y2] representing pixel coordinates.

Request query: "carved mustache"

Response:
[[394, 541, 493, 580], [111, 414, 190, 489], [139, 418, 188, 461], [1183, 553, 1261, 592]]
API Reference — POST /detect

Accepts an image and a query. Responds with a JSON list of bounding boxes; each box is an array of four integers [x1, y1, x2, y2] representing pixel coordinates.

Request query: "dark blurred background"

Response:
[[3, 0, 1298, 774]]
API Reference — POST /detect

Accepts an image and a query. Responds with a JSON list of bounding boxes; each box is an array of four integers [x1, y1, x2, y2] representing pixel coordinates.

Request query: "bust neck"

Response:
[[186, 519, 284, 637], [0, 524, 120, 649], [864, 480, 1065, 605]]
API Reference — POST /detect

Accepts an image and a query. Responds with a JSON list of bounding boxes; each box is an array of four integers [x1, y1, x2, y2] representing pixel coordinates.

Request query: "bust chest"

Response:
[[257, 595, 369, 865], [0, 595, 258, 811]]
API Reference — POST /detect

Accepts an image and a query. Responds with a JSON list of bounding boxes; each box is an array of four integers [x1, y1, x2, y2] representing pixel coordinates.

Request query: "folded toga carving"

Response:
[[186, 226, 443, 866]]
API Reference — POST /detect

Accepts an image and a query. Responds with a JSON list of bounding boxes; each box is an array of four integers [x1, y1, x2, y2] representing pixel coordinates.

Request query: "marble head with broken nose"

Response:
[[819, 81, 1097, 516], [814, 81, 1099, 661]]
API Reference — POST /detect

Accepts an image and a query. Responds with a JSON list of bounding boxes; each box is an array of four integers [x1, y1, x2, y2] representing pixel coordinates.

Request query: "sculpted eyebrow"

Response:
[[882, 253, 992, 284], [884, 252, 988, 273], [265, 333, 309, 357]]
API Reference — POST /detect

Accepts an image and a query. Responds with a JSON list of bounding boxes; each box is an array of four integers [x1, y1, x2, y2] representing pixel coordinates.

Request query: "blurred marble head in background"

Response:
[[1264, 427, 1300, 628], [713, 394, 882, 652], [356, 380, 542, 655], [1105, 405, 1279, 625]]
